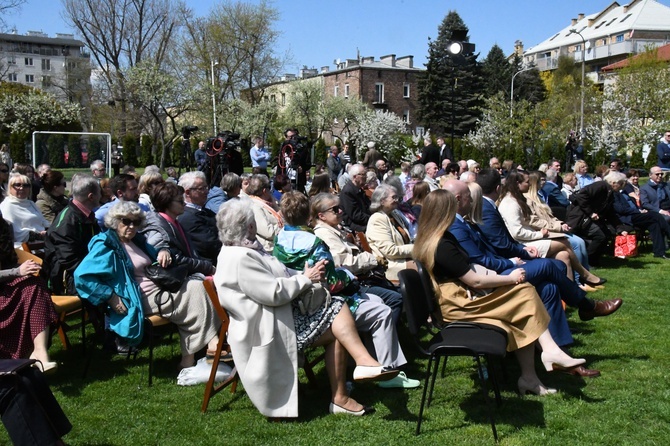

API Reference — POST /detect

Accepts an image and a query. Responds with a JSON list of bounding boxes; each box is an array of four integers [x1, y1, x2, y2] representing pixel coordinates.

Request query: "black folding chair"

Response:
[[398, 268, 507, 441]]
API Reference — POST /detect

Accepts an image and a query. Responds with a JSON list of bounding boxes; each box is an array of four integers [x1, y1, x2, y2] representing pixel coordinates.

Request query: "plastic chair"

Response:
[[398, 267, 507, 440]]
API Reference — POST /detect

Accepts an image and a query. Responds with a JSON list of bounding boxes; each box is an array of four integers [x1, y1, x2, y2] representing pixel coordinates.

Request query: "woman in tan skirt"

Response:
[[413, 190, 587, 396]]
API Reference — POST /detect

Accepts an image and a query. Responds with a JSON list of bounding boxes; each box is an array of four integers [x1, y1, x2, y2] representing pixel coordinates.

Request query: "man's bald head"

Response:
[[442, 179, 471, 215]]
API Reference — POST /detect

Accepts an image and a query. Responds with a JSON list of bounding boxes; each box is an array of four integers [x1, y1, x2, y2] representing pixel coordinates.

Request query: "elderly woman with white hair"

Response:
[[366, 184, 414, 281], [75, 200, 220, 370], [606, 171, 670, 258], [214, 199, 398, 418], [0, 174, 50, 247]]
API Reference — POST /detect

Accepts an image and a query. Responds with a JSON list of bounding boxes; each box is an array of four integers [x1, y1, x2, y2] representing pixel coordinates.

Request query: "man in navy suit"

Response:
[[542, 168, 570, 221], [640, 166, 670, 224]]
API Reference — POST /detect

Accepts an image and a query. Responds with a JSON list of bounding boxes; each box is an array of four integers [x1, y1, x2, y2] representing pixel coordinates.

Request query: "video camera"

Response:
[[201, 130, 243, 188], [182, 125, 198, 140], [206, 131, 241, 155]]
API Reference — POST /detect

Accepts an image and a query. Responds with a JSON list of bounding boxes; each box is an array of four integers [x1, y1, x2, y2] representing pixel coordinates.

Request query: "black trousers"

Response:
[[631, 212, 670, 257], [0, 366, 72, 446]]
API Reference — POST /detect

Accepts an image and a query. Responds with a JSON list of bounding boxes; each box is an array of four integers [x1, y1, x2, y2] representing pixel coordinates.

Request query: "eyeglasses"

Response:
[[121, 218, 141, 227], [652, 172, 664, 176], [12, 183, 31, 189], [323, 205, 341, 214], [190, 186, 209, 192], [386, 195, 400, 202]]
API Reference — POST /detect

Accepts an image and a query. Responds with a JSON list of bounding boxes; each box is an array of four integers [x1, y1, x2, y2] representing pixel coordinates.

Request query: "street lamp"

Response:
[[510, 66, 533, 118], [210, 59, 219, 135], [444, 30, 475, 151], [569, 28, 586, 138]]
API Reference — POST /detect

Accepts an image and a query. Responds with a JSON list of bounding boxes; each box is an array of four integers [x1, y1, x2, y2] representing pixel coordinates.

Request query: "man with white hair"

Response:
[[459, 171, 477, 183], [177, 171, 221, 264], [90, 160, 105, 179], [489, 157, 499, 168], [340, 163, 372, 232], [457, 160, 468, 176], [423, 162, 439, 191]]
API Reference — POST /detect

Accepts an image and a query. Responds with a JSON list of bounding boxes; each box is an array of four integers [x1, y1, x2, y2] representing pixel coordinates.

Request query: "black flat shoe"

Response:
[[581, 277, 607, 287]]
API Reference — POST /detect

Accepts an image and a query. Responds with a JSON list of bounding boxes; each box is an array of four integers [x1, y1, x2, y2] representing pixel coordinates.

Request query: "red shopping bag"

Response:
[[614, 234, 638, 258]]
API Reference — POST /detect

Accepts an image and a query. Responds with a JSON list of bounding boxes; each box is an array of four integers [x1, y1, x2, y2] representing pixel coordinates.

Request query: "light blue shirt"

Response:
[[250, 146, 272, 168]]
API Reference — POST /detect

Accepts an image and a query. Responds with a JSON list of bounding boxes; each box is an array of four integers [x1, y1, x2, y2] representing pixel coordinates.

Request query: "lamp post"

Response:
[[444, 31, 475, 152], [510, 66, 533, 118], [210, 59, 219, 135], [569, 28, 586, 138]]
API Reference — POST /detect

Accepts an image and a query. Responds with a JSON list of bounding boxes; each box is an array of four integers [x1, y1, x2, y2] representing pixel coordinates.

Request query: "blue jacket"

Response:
[[74, 230, 157, 345], [657, 141, 670, 169], [480, 198, 532, 260], [542, 181, 570, 208], [449, 215, 514, 273], [640, 180, 670, 212]]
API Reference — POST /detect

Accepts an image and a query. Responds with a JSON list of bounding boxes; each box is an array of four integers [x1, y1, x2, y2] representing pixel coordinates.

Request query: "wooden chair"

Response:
[[201, 278, 239, 413], [21, 241, 46, 259], [355, 231, 372, 253], [15, 248, 86, 351], [144, 314, 174, 386]]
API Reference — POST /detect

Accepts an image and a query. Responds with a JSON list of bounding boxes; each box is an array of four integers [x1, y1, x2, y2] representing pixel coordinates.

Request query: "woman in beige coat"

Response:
[[214, 199, 398, 418], [365, 184, 413, 281]]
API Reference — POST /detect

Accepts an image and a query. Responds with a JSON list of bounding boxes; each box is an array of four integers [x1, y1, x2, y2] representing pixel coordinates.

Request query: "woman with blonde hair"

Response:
[[498, 170, 604, 287], [573, 160, 594, 190], [412, 189, 586, 395], [137, 170, 165, 211], [0, 174, 50, 247]]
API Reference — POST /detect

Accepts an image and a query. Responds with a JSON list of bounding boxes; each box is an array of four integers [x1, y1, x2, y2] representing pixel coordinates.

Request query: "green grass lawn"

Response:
[[4, 246, 668, 445]]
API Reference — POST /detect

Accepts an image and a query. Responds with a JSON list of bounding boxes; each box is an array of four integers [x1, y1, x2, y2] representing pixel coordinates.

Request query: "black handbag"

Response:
[[144, 262, 189, 293]]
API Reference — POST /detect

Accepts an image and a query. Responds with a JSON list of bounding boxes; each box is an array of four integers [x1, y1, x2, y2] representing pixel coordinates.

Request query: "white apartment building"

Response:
[[522, 0, 670, 82], [0, 30, 91, 104]]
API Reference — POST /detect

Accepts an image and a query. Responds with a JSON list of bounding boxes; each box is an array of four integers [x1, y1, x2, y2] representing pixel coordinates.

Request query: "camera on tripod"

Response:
[[201, 130, 243, 188], [206, 131, 241, 155]]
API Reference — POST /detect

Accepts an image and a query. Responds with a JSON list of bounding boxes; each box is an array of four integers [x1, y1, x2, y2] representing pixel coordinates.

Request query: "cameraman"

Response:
[[284, 128, 310, 193]]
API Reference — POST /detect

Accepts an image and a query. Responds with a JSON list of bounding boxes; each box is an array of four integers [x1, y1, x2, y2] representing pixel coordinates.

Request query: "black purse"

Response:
[[144, 262, 189, 293]]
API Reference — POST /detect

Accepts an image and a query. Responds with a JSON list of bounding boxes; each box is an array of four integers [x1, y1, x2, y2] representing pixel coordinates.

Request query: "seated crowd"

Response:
[[12, 139, 670, 433]]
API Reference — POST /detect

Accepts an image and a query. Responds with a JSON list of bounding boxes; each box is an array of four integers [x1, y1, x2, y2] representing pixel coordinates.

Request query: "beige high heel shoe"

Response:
[[518, 377, 557, 396], [541, 351, 586, 372]]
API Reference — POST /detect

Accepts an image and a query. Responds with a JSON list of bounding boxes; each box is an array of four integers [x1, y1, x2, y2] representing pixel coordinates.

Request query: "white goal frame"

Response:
[[32, 131, 112, 177]]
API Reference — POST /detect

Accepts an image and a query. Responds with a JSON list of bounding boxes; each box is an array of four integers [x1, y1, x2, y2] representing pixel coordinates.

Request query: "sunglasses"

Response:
[[121, 218, 141, 227], [0, 169, 8, 173], [12, 183, 31, 189], [323, 205, 341, 214]]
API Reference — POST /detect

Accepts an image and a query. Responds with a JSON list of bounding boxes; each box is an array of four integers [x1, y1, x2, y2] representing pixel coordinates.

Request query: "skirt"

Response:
[[0, 275, 58, 359], [143, 278, 221, 355], [437, 281, 549, 352], [524, 239, 551, 258], [292, 296, 344, 351]]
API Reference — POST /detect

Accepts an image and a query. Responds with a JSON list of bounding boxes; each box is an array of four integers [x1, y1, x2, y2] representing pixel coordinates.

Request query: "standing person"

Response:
[[341, 143, 352, 167], [194, 141, 207, 170], [417, 136, 439, 166], [362, 142, 383, 169], [284, 128, 310, 193], [0, 143, 12, 171], [656, 130, 670, 170], [250, 136, 271, 177], [437, 136, 453, 165], [326, 145, 343, 188], [90, 159, 106, 180], [0, 162, 9, 196]]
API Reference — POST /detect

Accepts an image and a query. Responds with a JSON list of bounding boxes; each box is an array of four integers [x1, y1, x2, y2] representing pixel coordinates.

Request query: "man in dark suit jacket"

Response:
[[339, 164, 371, 232], [417, 137, 440, 166], [177, 171, 222, 265], [640, 166, 670, 223], [543, 167, 569, 220], [437, 136, 454, 164]]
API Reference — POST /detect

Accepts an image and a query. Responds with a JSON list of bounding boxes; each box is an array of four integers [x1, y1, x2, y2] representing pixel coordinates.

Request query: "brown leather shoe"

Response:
[[579, 298, 623, 321], [562, 365, 601, 378]]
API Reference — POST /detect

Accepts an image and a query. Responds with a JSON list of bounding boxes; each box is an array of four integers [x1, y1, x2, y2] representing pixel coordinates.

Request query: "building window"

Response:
[[344, 84, 350, 98], [403, 83, 410, 98], [270, 94, 276, 102], [574, 44, 581, 52], [8, 73, 17, 82], [7, 56, 16, 65], [281, 93, 286, 106], [41, 59, 51, 70], [615, 34, 624, 43], [24, 57, 33, 66], [374, 83, 384, 103], [25, 74, 34, 83], [334, 85, 339, 97], [42, 76, 52, 87], [402, 109, 410, 123]]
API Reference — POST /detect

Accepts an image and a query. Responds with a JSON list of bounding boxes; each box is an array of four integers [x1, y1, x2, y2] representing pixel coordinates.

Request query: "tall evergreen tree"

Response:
[[510, 55, 546, 105], [482, 44, 514, 97], [417, 11, 484, 138]]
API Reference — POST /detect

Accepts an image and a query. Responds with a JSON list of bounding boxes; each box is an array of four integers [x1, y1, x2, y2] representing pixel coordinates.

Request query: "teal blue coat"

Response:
[[74, 230, 158, 345]]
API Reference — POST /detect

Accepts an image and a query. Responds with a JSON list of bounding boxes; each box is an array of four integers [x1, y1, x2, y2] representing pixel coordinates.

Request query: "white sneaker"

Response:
[[377, 371, 421, 389]]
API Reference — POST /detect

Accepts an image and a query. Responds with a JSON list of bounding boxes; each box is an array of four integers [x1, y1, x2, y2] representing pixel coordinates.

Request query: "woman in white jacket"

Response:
[[214, 199, 398, 419], [498, 170, 604, 287]]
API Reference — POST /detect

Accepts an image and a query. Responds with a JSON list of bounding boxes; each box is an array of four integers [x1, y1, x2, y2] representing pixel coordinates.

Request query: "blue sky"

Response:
[[5, 0, 670, 72]]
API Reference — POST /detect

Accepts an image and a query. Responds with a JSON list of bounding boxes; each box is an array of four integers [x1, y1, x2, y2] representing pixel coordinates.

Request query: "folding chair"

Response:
[[201, 278, 239, 412], [144, 314, 175, 386], [398, 268, 507, 441]]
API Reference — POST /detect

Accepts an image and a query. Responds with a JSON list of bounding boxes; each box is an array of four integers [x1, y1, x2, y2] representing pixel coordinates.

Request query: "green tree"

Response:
[[123, 134, 138, 168], [481, 44, 514, 97], [68, 134, 82, 167], [417, 11, 484, 137], [140, 134, 154, 167], [47, 134, 65, 168]]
